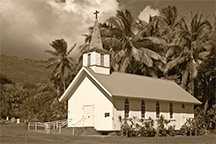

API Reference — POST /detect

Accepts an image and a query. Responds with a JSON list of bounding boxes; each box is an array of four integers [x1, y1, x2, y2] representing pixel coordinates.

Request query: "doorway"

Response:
[[83, 105, 95, 127]]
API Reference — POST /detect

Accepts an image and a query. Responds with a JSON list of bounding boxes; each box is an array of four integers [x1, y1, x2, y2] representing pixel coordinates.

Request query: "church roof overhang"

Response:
[[59, 67, 201, 105], [59, 67, 112, 102]]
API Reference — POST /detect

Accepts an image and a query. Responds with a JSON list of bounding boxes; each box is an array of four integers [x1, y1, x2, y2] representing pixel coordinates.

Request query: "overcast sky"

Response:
[[1, 0, 215, 60]]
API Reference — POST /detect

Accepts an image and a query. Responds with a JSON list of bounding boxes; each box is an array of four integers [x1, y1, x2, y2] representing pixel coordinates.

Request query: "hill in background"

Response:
[[0, 54, 52, 84]]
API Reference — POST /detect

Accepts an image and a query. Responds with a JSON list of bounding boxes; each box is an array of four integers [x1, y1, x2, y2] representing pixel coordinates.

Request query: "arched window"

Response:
[[182, 103, 185, 109], [100, 54, 104, 66], [156, 101, 160, 118], [141, 100, 145, 118], [170, 102, 173, 119], [124, 99, 129, 118], [88, 54, 91, 66]]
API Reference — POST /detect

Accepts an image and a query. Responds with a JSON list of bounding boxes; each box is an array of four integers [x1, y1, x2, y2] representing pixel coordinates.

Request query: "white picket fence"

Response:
[[28, 119, 67, 134]]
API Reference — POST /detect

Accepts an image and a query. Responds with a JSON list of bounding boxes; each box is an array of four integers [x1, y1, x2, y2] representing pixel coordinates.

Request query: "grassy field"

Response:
[[0, 123, 215, 144]]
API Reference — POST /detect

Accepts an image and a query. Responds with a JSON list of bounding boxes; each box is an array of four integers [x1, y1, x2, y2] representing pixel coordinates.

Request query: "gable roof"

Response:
[[59, 67, 201, 104]]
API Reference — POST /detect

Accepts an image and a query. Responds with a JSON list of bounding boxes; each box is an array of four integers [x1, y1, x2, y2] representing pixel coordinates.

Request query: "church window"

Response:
[[141, 100, 145, 118], [170, 102, 173, 119], [88, 54, 91, 66], [182, 103, 185, 108], [101, 54, 104, 66], [124, 99, 129, 118], [156, 101, 160, 118]]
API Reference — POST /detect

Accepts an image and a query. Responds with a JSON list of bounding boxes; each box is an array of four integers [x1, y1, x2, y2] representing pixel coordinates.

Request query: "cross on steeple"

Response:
[[94, 10, 99, 20]]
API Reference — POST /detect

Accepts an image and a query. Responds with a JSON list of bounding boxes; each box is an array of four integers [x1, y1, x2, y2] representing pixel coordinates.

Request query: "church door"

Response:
[[83, 105, 95, 127]]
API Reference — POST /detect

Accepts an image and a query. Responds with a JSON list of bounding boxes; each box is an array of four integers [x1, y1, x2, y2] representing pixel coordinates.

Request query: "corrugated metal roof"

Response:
[[85, 67, 201, 104]]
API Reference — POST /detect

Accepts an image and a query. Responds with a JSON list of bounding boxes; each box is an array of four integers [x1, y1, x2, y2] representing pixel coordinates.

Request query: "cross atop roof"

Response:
[[94, 10, 99, 20]]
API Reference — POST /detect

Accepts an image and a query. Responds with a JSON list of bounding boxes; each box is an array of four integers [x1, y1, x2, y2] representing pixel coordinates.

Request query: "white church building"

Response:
[[59, 16, 201, 132]]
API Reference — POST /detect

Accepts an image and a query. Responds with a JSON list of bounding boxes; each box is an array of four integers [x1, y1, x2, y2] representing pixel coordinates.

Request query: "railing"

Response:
[[58, 119, 68, 134], [28, 118, 85, 135], [28, 122, 50, 134], [71, 118, 86, 136]]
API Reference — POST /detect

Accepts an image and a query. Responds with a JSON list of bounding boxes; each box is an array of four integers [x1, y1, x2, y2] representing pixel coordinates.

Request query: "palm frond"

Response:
[[45, 50, 59, 56], [66, 43, 76, 56], [164, 56, 186, 74], [119, 56, 131, 72], [46, 60, 58, 69]]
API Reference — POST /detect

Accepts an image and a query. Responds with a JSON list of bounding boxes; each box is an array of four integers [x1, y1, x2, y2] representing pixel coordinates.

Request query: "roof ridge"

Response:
[[112, 71, 174, 83]]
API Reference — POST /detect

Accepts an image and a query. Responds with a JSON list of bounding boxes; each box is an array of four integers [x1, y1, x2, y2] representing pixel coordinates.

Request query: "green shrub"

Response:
[[156, 115, 171, 137], [118, 115, 176, 137], [118, 116, 137, 137], [167, 125, 176, 136], [181, 104, 216, 136], [137, 117, 156, 137]]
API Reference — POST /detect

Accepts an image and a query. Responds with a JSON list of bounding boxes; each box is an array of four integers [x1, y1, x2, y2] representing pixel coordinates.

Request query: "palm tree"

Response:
[[45, 39, 76, 95], [161, 5, 178, 27], [106, 10, 166, 76], [164, 13, 212, 95]]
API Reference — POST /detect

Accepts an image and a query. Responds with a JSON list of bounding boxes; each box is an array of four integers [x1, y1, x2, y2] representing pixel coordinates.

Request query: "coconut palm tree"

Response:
[[105, 10, 166, 76], [161, 5, 178, 27], [45, 39, 76, 95], [164, 13, 212, 95]]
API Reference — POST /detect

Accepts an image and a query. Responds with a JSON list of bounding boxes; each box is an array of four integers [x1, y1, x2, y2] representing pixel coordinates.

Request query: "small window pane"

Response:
[[105, 113, 110, 117]]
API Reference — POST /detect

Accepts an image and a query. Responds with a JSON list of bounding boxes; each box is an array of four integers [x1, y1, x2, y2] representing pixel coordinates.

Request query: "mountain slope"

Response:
[[0, 54, 53, 84]]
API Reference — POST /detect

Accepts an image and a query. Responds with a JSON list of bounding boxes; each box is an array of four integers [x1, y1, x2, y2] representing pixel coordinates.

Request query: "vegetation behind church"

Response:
[[0, 5, 215, 134]]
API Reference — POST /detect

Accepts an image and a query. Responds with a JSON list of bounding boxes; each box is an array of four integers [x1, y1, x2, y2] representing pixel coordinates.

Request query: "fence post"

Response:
[[28, 122, 30, 131], [59, 125, 61, 134], [35, 123, 37, 131], [56, 121, 58, 129]]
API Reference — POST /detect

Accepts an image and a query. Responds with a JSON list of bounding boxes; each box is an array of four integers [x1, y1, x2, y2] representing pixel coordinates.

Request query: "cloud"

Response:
[[1, 0, 119, 60], [138, 5, 160, 23], [47, 0, 119, 23]]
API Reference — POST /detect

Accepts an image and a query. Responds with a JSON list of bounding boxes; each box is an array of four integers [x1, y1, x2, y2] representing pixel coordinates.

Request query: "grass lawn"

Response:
[[0, 123, 215, 144]]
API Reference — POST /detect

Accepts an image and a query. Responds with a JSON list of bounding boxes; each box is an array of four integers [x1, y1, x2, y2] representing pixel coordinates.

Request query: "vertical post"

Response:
[[35, 123, 37, 131], [73, 127, 74, 136], [53, 123, 55, 130], [190, 129, 192, 136], [28, 122, 30, 131], [59, 125, 61, 134]]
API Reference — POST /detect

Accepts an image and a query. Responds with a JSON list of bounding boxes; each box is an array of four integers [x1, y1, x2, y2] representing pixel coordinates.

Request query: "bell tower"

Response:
[[83, 10, 110, 75]]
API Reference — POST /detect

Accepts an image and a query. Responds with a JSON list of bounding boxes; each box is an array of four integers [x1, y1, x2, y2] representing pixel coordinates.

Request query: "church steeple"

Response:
[[82, 10, 110, 75], [89, 20, 103, 51]]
